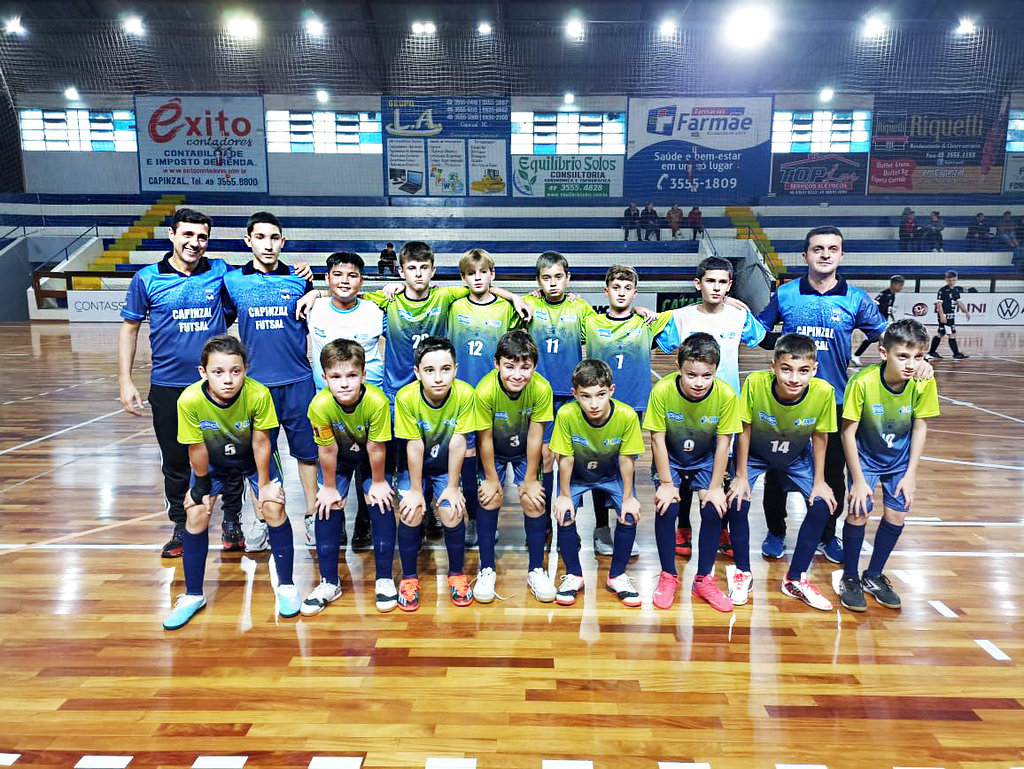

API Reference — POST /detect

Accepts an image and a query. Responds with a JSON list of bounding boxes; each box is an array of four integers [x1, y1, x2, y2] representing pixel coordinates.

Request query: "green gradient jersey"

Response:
[[365, 285, 470, 395], [176, 378, 279, 474], [643, 375, 742, 471], [307, 384, 392, 471], [843, 363, 940, 475], [394, 379, 478, 476], [583, 311, 674, 411], [524, 295, 596, 397], [739, 370, 837, 469], [474, 369, 554, 461], [448, 295, 521, 386], [549, 400, 645, 486]]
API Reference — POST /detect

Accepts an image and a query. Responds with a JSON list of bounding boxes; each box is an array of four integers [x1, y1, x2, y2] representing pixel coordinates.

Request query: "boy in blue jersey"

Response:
[[838, 320, 939, 612]]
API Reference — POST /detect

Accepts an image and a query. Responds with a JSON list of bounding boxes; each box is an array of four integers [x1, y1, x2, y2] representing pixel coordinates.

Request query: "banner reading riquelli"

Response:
[[135, 95, 268, 193]]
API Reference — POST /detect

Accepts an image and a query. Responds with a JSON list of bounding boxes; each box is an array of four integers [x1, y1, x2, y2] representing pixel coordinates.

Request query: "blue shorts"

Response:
[[569, 477, 624, 513], [652, 463, 713, 493], [479, 456, 532, 488], [316, 463, 374, 504], [268, 377, 318, 462], [544, 395, 575, 442], [396, 470, 453, 508], [748, 454, 814, 500], [197, 453, 284, 500], [848, 471, 909, 514]]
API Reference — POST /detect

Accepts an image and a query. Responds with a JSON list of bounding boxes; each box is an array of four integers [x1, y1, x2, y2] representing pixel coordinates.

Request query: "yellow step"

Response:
[[72, 277, 103, 289]]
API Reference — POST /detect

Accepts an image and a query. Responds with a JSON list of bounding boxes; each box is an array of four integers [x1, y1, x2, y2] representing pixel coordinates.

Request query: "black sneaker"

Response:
[[424, 509, 443, 532], [161, 524, 185, 558], [925, 351, 943, 360], [838, 575, 867, 612], [952, 353, 969, 360], [221, 519, 244, 552], [339, 526, 348, 548], [464, 519, 479, 549], [351, 523, 372, 552], [861, 572, 901, 609]]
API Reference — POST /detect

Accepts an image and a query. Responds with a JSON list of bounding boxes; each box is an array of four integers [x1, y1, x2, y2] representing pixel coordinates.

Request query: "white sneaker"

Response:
[[527, 567, 557, 603], [630, 538, 640, 557], [605, 573, 641, 607], [593, 525, 614, 556], [850, 354, 862, 367], [474, 567, 497, 604], [729, 568, 753, 606], [244, 517, 269, 552], [555, 573, 585, 606], [375, 578, 398, 612], [304, 515, 316, 546], [781, 573, 833, 611], [301, 579, 342, 616], [276, 584, 302, 618]]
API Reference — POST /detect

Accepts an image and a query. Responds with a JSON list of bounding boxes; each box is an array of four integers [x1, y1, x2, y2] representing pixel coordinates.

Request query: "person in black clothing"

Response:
[[640, 201, 660, 240], [965, 213, 990, 252], [851, 275, 904, 366], [378, 242, 398, 276], [622, 202, 641, 241], [927, 270, 971, 360]]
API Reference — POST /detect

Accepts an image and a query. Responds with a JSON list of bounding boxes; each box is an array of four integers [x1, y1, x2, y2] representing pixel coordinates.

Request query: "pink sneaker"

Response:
[[652, 571, 680, 610], [692, 574, 733, 613]]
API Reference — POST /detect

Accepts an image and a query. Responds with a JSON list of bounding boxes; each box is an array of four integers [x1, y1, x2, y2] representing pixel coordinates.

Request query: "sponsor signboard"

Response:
[[893, 292, 1024, 326], [511, 155, 623, 198], [1002, 153, 1024, 193], [68, 290, 129, 322], [770, 152, 870, 196]]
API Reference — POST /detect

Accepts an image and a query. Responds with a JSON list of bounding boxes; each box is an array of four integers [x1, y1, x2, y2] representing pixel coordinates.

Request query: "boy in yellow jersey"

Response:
[[550, 359, 646, 607], [838, 319, 939, 613], [394, 336, 480, 611], [475, 330, 555, 603], [304, 340, 396, 615], [728, 334, 838, 611], [644, 333, 742, 612], [165, 335, 295, 630]]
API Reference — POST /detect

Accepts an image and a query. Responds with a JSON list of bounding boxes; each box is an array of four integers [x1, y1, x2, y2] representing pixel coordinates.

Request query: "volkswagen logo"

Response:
[[997, 297, 1020, 320]]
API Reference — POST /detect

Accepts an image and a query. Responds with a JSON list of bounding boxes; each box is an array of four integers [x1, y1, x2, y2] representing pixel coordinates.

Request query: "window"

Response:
[[771, 110, 872, 154], [266, 110, 383, 154], [19, 109, 137, 152], [1007, 110, 1024, 153], [511, 111, 625, 155]]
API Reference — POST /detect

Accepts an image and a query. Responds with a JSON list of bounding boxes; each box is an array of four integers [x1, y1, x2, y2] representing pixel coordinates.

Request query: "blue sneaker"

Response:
[[276, 584, 302, 618], [761, 532, 785, 559], [817, 537, 843, 564], [163, 594, 206, 630]]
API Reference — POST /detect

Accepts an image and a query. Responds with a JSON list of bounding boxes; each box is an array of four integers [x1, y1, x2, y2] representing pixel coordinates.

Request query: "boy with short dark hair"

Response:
[[838, 319, 939, 612], [927, 270, 972, 361], [475, 330, 555, 603], [728, 334, 839, 611], [304, 340, 396, 615], [165, 335, 297, 630], [550, 359, 645, 607], [851, 275, 905, 366], [644, 333, 743, 612]]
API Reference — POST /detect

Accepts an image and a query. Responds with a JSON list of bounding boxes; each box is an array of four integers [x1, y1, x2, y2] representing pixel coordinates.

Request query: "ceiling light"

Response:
[[956, 18, 976, 34], [306, 17, 325, 36], [863, 15, 887, 37], [316, 90, 329, 103], [4, 17, 25, 35], [819, 87, 834, 101], [659, 20, 676, 37], [411, 21, 424, 34], [225, 16, 259, 38], [564, 93, 575, 105], [423, 21, 436, 34], [723, 5, 775, 49], [64, 87, 80, 101], [566, 18, 584, 40], [478, 22, 492, 35], [122, 16, 145, 35]]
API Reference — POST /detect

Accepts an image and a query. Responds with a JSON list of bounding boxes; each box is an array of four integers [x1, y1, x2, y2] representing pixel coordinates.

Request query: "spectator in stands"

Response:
[[640, 201, 661, 241], [965, 213, 990, 252], [687, 206, 704, 240], [997, 211, 1019, 250], [378, 242, 398, 276], [666, 204, 684, 239], [898, 207, 917, 252], [920, 210, 944, 252], [623, 202, 641, 241]]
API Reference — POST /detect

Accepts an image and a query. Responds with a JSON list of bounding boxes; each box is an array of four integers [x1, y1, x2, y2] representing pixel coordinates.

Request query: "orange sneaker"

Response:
[[447, 574, 474, 607], [675, 527, 692, 556], [692, 573, 733, 613], [397, 577, 420, 612], [718, 530, 734, 559], [652, 571, 680, 610]]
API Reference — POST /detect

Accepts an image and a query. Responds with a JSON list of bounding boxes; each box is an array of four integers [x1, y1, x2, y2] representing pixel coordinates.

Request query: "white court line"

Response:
[[928, 600, 958, 618], [979, 354, 1024, 365], [904, 516, 942, 522], [938, 395, 1024, 425], [974, 639, 1012, 662], [424, 760, 477, 769], [905, 521, 1024, 527], [192, 758, 247, 769], [308, 759, 363, 769], [659, 764, 712, 768], [922, 455, 1024, 472], [892, 550, 1024, 558], [0, 408, 124, 456], [890, 570, 918, 586], [0, 755, 20, 766], [75, 757, 133, 769]]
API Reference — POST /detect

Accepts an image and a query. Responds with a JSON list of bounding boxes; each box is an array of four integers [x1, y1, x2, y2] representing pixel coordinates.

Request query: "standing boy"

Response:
[[550, 360, 646, 607], [165, 335, 298, 630], [851, 275, 904, 366], [475, 330, 556, 603], [728, 334, 838, 611], [927, 270, 972, 361], [838, 320, 939, 612]]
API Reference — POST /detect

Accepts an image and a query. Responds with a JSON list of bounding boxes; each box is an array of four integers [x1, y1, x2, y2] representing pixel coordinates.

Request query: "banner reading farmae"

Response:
[[626, 97, 772, 201], [512, 155, 623, 198], [135, 95, 268, 193]]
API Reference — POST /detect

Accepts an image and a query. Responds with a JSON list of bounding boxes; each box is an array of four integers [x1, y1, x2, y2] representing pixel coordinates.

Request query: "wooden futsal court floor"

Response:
[[0, 322, 1021, 769]]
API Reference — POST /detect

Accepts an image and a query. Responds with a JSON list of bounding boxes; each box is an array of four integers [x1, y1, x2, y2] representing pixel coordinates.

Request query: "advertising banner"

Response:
[[512, 155, 623, 198], [382, 96, 510, 197], [893, 292, 1024, 326], [135, 95, 268, 193], [869, 93, 1007, 194], [1003, 153, 1024, 193], [626, 97, 772, 200], [770, 152, 870, 196], [67, 290, 129, 322]]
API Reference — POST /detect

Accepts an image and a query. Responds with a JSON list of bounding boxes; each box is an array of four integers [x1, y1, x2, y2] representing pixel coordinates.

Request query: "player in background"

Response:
[[927, 270, 972, 361], [851, 275, 904, 367]]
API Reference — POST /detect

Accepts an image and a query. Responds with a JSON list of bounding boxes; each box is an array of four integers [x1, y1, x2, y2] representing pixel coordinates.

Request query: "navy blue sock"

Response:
[[609, 520, 637, 578], [397, 521, 420, 578], [787, 499, 831, 580], [461, 457, 480, 522], [842, 520, 867, 579], [443, 519, 466, 575], [314, 511, 344, 584], [557, 521, 582, 576], [696, 502, 723, 576], [654, 502, 679, 574], [726, 501, 751, 572], [542, 471, 554, 522], [182, 527, 208, 596], [592, 489, 609, 529], [866, 518, 904, 576], [476, 508, 499, 570], [524, 514, 548, 571], [370, 508, 396, 580], [267, 518, 295, 586]]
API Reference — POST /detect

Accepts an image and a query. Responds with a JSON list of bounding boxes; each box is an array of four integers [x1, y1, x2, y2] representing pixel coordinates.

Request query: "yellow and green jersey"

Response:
[[448, 295, 521, 386], [394, 378, 478, 476], [643, 375, 741, 470], [739, 371, 837, 469], [176, 377, 278, 473], [843, 363, 939, 475], [549, 400, 645, 486], [474, 369, 554, 461], [524, 294, 596, 397], [366, 285, 470, 396], [583, 311, 674, 411], [307, 384, 392, 471]]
